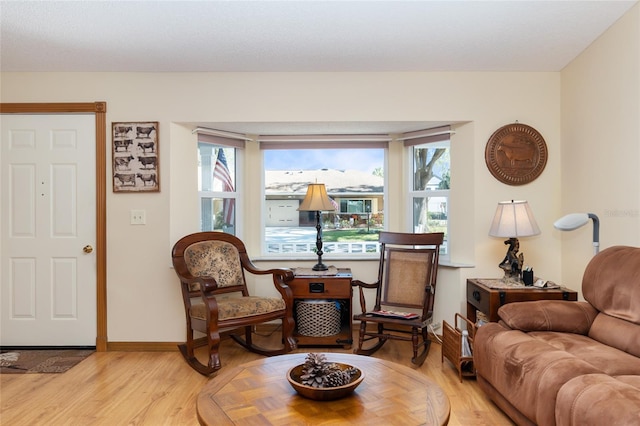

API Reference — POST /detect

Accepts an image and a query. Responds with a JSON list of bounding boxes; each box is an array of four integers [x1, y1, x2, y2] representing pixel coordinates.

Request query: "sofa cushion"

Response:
[[614, 375, 640, 389], [528, 330, 640, 376], [588, 312, 640, 358], [555, 374, 640, 426], [582, 246, 640, 325], [474, 323, 603, 426], [498, 300, 598, 334]]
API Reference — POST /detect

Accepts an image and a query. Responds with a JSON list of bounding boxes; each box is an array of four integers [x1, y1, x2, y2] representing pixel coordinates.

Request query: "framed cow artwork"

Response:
[[485, 122, 547, 186], [112, 121, 159, 192]]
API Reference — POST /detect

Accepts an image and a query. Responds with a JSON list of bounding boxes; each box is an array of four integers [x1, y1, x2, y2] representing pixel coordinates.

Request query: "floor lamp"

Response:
[[554, 213, 600, 255], [298, 183, 336, 271]]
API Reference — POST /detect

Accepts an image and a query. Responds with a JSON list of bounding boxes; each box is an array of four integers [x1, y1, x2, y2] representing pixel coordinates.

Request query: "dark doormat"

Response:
[[0, 349, 94, 374]]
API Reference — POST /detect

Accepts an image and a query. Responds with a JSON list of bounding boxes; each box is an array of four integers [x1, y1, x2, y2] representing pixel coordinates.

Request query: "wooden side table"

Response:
[[466, 278, 578, 323], [288, 268, 353, 347]]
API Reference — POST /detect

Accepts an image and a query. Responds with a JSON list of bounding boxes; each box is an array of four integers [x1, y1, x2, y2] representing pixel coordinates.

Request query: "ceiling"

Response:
[[2, 1, 636, 136], [1, 1, 637, 73]]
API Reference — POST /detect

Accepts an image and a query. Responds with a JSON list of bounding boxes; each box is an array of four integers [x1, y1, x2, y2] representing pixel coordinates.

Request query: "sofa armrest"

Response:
[[498, 300, 598, 334]]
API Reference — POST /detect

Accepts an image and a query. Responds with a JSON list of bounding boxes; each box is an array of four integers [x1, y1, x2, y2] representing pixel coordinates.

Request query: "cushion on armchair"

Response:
[[498, 300, 598, 334], [190, 296, 286, 320], [184, 240, 245, 291]]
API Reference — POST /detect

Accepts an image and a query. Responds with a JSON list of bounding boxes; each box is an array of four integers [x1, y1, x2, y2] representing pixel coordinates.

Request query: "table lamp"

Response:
[[489, 200, 541, 281], [298, 183, 336, 271], [553, 213, 600, 255]]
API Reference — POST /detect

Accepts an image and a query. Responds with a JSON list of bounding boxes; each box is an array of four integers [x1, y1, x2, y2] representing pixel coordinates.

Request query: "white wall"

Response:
[[560, 3, 640, 296], [0, 67, 574, 344]]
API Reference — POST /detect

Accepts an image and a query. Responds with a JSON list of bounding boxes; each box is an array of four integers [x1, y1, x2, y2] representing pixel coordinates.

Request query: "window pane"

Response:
[[200, 197, 236, 235], [411, 141, 450, 256], [413, 196, 448, 254], [198, 144, 236, 192], [264, 148, 384, 255], [198, 143, 237, 233]]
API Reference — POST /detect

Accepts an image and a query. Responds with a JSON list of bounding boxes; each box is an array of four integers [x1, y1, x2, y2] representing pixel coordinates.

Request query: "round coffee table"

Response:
[[197, 353, 450, 425]]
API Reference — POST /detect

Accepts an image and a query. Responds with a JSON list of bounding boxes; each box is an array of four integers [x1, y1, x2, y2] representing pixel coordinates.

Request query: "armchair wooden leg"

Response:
[[410, 327, 431, 366], [283, 317, 297, 352], [411, 328, 419, 361], [207, 329, 222, 372], [178, 330, 221, 376]]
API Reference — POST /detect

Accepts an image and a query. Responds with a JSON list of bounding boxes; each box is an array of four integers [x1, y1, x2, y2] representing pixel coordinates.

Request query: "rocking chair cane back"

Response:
[[352, 231, 444, 366], [171, 232, 297, 375]]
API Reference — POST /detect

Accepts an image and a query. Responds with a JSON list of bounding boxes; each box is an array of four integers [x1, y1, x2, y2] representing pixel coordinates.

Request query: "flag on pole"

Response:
[[214, 148, 235, 226]]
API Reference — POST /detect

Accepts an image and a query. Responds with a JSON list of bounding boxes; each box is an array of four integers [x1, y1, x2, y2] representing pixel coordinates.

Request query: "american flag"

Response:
[[214, 148, 235, 226]]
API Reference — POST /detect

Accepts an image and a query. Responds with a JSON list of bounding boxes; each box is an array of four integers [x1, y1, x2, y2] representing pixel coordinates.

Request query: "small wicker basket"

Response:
[[296, 300, 341, 337]]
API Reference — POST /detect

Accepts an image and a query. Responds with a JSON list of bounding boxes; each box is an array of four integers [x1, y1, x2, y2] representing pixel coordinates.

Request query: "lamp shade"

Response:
[[489, 200, 540, 238], [298, 183, 336, 212]]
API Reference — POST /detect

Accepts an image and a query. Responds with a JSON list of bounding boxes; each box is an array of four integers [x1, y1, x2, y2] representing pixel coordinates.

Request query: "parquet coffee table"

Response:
[[197, 353, 450, 425]]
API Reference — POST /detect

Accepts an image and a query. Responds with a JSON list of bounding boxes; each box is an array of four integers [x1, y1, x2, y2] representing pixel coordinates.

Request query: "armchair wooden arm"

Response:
[[352, 279, 381, 315]]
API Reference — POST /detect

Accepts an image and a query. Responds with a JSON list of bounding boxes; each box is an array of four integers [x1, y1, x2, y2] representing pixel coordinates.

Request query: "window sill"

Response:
[[254, 255, 474, 269], [439, 260, 474, 268], [254, 254, 379, 262]]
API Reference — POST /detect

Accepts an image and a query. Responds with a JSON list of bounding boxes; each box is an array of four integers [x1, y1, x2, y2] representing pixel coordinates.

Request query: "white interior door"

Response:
[[1, 114, 96, 346]]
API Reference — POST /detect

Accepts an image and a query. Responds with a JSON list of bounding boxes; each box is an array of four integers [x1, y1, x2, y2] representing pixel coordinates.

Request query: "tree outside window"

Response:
[[411, 142, 450, 254]]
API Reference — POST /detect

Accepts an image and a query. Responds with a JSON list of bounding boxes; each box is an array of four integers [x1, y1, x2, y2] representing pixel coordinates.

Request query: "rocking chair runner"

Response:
[[171, 232, 297, 375], [352, 231, 444, 366]]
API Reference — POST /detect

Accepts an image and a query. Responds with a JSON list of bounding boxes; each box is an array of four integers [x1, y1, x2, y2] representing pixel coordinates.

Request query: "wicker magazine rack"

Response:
[[442, 313, 477, 382]]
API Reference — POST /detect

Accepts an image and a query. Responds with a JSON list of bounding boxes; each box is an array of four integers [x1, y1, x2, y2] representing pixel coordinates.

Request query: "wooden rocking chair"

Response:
[[352, 231, 444, 366], [171, 232, 297, 375]]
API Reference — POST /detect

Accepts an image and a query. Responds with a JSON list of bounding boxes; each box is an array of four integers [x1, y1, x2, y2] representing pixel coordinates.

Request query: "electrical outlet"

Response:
[[130, 209, 146, 225], [431, 322, 442, 331]]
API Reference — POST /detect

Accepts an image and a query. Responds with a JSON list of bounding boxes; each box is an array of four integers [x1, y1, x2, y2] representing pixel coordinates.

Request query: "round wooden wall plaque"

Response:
[[485, 123, 548, 186]]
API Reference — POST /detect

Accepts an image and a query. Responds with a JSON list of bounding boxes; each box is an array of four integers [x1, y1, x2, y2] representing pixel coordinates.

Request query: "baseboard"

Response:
[[106, 342, 181, 352]]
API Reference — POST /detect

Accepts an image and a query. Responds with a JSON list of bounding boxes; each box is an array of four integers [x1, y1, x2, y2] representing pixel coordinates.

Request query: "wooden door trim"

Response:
[[1, 102, 108, 351]]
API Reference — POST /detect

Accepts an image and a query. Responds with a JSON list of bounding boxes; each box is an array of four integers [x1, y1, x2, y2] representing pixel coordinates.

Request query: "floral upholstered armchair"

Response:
[[172, 232, 297, 375]]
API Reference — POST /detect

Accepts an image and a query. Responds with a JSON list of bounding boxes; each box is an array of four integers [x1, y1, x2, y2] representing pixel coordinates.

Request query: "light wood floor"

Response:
[[0, 331, 513, 425]]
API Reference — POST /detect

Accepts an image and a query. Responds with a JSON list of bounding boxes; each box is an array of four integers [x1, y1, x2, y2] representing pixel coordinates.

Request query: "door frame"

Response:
[[0, 102, 108, 351]]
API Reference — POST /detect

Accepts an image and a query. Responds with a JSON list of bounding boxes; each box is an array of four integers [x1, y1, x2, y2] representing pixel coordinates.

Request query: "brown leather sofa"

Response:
[[474, 245, 640, 426]]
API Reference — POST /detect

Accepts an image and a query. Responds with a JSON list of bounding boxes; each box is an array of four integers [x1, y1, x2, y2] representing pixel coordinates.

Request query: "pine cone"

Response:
[[300, 353, 334, 388], [322, 367, 358, 388]]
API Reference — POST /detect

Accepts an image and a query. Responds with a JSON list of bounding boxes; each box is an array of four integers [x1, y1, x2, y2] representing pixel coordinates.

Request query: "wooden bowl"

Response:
[[287, 363, 364, 401]]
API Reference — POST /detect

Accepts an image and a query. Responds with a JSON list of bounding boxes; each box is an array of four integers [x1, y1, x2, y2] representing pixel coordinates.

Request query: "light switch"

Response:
[[130, 209, 146, 225]]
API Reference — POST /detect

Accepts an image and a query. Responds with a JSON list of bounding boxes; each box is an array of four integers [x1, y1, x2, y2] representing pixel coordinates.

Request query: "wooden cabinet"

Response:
[[466, 278, 578, 323], [289, 268, 352, 348]]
